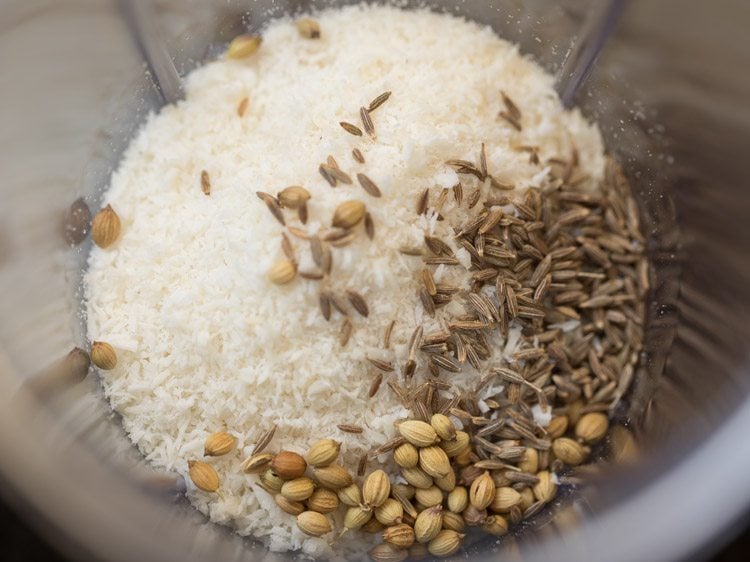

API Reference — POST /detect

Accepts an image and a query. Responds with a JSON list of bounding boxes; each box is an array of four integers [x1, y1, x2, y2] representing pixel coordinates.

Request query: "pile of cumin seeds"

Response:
[[368, 148, 647, 507]]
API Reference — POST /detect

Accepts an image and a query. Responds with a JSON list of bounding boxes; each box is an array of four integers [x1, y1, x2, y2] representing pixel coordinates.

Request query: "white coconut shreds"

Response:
[[85, 4, 605, 558]]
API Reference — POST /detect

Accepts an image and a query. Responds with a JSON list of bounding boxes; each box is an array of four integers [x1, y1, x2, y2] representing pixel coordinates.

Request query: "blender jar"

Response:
[[1, 1, 749, 561]]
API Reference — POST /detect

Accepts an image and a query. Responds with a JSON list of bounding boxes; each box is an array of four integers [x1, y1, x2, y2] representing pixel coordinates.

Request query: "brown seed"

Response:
[[309, 235, 331, 274], [187, 460, 219, 492], [296, 18, 321, 38], [281, 477, 315, 501], [434, 469, 457, 493], [253, 425, 277, 454], [256, 192, 285, 225], [91, 341, 117, 370], [422, 268, 437, 296], [447, 486, 468, 513], [383, 523, 415, 549], [416, 188, 429, 215], [332, 200, 366, 228], [369, 372, 383, 398], [420, 287, 435, 316], [339, 318, 354, 347], [296, 511, 331, 537], [362, 517, 387, 535], [318, 291, 332, 320], [368, 91, 392, 112], [358, 452, 368, 477], [469, 471, 495, 510], [227, 34, 262, 59], [200, 170, 211, 195], [364, 211, 375, 240], [307, 488, 339, 513], [281, 233, 295, 263], [267, 259, 296, 285], [319, 164, 337, 187], [357, 173, 382, 198], [346, 289, 369, 317], [353, 148, 366, 163], [324, 163, 352, 184], [237, 96, 249, 117], [363, 469, 391, 508], [203, 431, 236, 456], [275, 494, 305, 515], [240, 452, 273, 473], [575, 412, 609, 443], [62, 197, 91, 245], [462, 505, 487, 527], [313, 464, 352, 489], [340, 121, 363, 136], [360, 106, 375, 138], [271, 451, 307, 480], [414, 505, 443, 543], [369, 543, 408, 562], [367, 357, 394, 372], [337, 423, 364, 434], [91, 204, 121, 248], [394, 443, 419, 468]]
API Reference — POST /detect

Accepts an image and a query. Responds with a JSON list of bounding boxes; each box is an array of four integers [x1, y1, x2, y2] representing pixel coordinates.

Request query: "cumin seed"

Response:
[[253, 425, 277, 454], [237, 96, 249, 117], [352, 148, 365, 164], [340, 318, 353, 347], [319, 164, 337, 187], [357, 453, 368, 476], [346, 289, 369, 317], [337, 423, 363, 434], [360, 106, 375, 138], [453, 182, 464, 205], [367, 357, 394, 372], [255, 191, 285, 225], [383, 320, 395, 349], [340, 121, 363, 136], [364, 212, 375, 240], [369, 372, 383, 397], [416, 188, 430, 215], [368, 91, 392, 112], [200, 170, 211, 196], [318, 291, 332, 321], [357, 173, 382, 197]]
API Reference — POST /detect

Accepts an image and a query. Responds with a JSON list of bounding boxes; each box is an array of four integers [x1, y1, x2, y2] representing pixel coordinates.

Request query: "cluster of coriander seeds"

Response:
[[240, 438, 353, 538]]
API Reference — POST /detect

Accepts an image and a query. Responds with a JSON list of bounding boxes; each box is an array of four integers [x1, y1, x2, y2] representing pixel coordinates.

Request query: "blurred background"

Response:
[[1, 0, 749, 561]]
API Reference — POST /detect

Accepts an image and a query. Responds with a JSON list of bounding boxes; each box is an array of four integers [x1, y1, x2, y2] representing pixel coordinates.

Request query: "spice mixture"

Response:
[[85, 5, 645, 560]]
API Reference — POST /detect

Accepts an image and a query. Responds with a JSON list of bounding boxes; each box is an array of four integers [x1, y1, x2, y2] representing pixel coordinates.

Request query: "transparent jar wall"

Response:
[[0, 1, 749, 562]]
